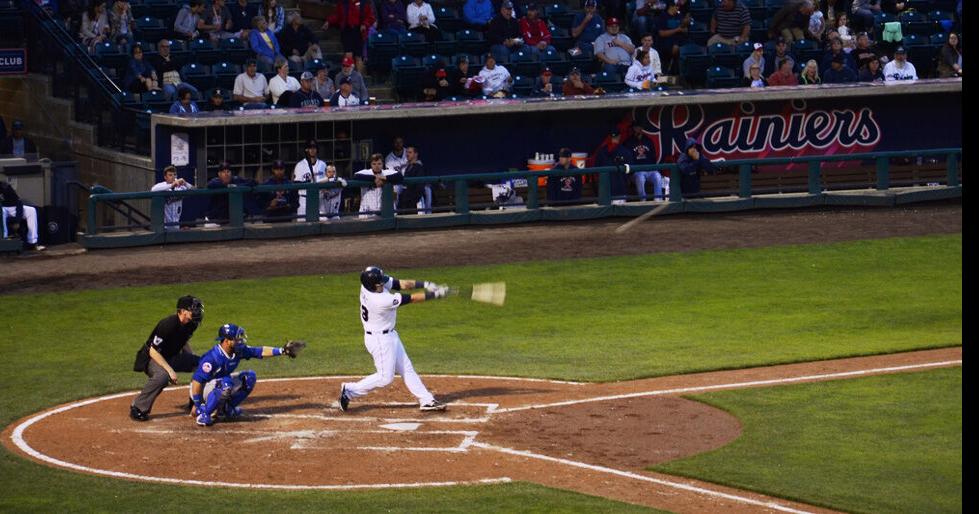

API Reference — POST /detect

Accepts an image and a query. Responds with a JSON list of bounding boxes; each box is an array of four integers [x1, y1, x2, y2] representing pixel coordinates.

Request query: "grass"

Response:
[[654, 367, 963, 514], [0, 233, 961, 512]]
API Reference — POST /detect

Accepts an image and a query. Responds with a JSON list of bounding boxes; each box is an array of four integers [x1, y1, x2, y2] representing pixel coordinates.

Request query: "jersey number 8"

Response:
[[361, 305, 369, 322]]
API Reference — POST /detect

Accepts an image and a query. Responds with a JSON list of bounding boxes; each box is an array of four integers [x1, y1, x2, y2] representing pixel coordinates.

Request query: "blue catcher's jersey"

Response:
[[192, 343, 263, 383]]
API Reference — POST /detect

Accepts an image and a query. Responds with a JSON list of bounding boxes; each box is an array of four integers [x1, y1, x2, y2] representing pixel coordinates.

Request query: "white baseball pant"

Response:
[[2, 205, 39, 244], [343, 331, 435, 405]]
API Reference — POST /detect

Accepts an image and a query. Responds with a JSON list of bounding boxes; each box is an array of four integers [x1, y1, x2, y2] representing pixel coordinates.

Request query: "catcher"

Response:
[[189, 323, 306, 426]]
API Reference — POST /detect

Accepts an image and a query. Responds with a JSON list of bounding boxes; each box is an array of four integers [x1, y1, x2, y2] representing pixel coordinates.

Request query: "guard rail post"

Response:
[[876, 156, 890, 190], [87, 196, 98, 235], [668, 166, 683, 202], [598, 169, 611, 205], [150, 195, 165, 233], [381, 183, 394, 218], [808, 160, 822, 194], [454, 178, 469, 214], [229, 189, 244, 227], [526, 174, 539, 209], [946, 152, 959, 187], [739, 164, 752, 198], [304, 184, 319, 222]]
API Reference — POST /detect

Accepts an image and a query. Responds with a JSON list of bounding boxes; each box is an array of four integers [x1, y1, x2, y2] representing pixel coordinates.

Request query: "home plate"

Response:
[[380, 423, 421, 431]]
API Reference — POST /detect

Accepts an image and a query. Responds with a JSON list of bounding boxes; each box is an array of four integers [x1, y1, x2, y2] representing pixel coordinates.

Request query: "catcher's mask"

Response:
[[215, 323, 247, 344], [360, 266, 388, 292], [177, 295, 204, 324]]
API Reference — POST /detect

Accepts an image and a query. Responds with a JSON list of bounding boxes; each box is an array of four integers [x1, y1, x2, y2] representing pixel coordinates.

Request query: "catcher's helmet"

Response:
[[360, 266, 388, 291], [215, 323, 246, 342], [177, 295, 204, 324]]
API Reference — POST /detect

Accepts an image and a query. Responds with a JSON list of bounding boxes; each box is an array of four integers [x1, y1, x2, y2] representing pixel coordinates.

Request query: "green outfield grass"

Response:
[[654, 367, 962, 514], [0, 233, 961, 511]]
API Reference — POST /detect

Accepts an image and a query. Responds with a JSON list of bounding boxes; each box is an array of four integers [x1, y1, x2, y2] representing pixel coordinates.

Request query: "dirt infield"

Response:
[[4, 348, 961, 513], [0, 201, 962, 295]]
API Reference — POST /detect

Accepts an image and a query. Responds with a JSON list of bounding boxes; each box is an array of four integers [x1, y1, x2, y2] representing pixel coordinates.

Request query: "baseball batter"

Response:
[[338, 266, 451, 412], [150, 165, 193, 231], [189, 323, 305, 426], [354, 153, 403, 218]]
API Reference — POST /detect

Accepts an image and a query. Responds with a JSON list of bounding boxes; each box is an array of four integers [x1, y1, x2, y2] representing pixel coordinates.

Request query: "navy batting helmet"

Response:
[[215, 323, 246, 342], [360, 266, 388, 291], [177, 295, 204, 324]]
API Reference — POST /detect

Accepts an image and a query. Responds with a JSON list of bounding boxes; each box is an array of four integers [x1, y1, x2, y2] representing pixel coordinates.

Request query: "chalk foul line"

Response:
[[495, 359, 963, 413]]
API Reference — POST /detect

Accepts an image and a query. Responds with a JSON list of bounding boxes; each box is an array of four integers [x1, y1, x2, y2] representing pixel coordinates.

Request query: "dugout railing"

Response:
[[83, 148, 962, 248]]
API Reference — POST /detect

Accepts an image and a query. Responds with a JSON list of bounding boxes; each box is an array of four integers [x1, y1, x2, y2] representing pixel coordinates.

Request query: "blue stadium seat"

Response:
[[134, 16, 166, 43], [706, 65, 739, 88], [750, 19, 768, 44], [181, 62, 212, 90], [400, 31, 433, 57], [900, 10, 934, 36], [218, 37, 251, 64], [708, 42, 739, 71], [543, 3, 574, 29], [593, 70, 624, 92], [679, 43, 709, 85], [421, 54, 447, 69], [508, 49, 541, 77], [511, 75, 534, 96], [540, 48, 570, 76], [368, 31, 400, 74], [746, 0, 767, 21], [549, 26, 573, 52], [435, 32, 458, 57], [689, 20, 710, 45], [688, 0, 713, 23], [791, 39, 821, 65], [189, 38, 221, 64], [455, 29, 486, 55], [93, 42, 128, 71], [143, 0, 176, 20], [434, 6, 463, 34], [928, 32, 949, 47], [391, 55, 425, 100]]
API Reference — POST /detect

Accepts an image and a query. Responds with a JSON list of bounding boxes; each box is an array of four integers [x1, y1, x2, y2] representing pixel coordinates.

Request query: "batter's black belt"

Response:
[[365, 329, 392, 335]]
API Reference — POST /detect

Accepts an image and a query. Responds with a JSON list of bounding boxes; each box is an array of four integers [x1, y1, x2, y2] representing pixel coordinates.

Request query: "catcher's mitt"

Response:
[[282, 340, 307, 358]]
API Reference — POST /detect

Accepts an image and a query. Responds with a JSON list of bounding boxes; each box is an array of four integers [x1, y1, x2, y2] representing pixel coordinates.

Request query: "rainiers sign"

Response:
[[0, 49, 27, 75]]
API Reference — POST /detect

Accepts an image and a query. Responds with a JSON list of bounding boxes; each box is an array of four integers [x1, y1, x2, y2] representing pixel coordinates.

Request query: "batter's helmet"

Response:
[[177, 295, 204, 324], [215, 323, 246, 342], [361, 266, 388, 291]]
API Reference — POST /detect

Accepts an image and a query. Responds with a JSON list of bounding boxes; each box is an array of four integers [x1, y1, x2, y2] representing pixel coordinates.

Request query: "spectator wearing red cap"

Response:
[[324, 0, 376, 70], [594, 17, 635, 75], [422, 61, 452, 101], [519, 4, 554, 56], [335, 56, 370, 101]]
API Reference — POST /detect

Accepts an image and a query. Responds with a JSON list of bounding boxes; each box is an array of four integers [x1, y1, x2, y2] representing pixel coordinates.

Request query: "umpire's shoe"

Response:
[[338, 385, 350, 412], [420, 399, 447, 412], [129, 405, 149, 421]]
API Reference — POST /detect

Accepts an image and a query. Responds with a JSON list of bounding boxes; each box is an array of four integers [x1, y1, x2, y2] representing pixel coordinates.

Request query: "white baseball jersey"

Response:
[[354, 168, 400, 216], [359, 278, 403, 333], [150, 180, 193, 230], [321, 175, 344, 218], [293, 158, 327, 219]]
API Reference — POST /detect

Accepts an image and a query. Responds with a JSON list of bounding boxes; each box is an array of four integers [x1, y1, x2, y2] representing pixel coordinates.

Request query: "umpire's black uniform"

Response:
[[130, 296, 202, 420]]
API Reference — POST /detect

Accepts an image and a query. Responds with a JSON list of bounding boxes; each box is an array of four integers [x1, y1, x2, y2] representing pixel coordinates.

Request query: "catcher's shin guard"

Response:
[[229, 370, 256, 409]]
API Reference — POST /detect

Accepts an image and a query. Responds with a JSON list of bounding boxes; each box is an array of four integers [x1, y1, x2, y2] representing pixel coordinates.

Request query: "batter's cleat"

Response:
[[420, 400, 447, 412], [129, 405, 149, 421], [338, 385, 350, 412]]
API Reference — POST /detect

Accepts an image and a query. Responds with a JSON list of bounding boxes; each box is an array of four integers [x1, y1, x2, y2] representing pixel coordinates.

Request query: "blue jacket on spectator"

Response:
[[250, 28, 282, 61], [169, 100, 200, 113], [123, 56, 156, 92], [676, 137, 716, 196], [463, 0, 493, 26], [822, 65, 858, 84]]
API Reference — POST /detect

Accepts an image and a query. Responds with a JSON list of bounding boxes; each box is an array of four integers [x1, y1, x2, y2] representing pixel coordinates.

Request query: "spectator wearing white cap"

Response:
[[742, 42, 766, 78]]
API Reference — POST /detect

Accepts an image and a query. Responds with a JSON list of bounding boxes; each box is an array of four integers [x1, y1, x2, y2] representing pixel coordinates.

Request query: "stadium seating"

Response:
[[540, 48, 570, 76], [593, 71, 624, 93], [93, 41, 128, 71], [211, 61, 240, 90], [189, 38, 221, 65], [549, 27, 573, 52], [455, 29, 486, 55], [511, 75, 534, 96], [391, 55, 426, 100], [679, 43, 709, 85], [900, 10, 934, 36], [368, 31, 400, 74], [218, 37, 251, 65], [181, 62, 212, 90], [708, 42, 740, 71], [400, 31, 433, 58], [434, 6, 463, 34], [435, 33, 458, 57], [544, 3, 575, 30], [706, 65, 740, 88], [508, 50, 541, 77], [134, 16, 166, 43]]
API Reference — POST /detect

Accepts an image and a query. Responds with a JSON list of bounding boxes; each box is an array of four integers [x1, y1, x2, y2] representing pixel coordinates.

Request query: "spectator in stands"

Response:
[[771, 37, 796, 75], [633, 0, 666, 38], [324, 0, 376, 72], [547, 148, 582, 203], [250, 16, 284, 72], [228, 0, 257, 39], [463, 0, 493, 31], [821, 37, 855, 73], [313, 66, 335, 99], [807, 0, 826, 42], [279, 12, 322, 65], [203, 0, 235, 41], [633, 33, 659, 66], [852, 32, 878, 70], [562, 66, 604, 95], [422, 61, 452, 100], [0, 120, 37, 157], [262, 160, 298, 221], [289, 71, 325, 108], [487, 1, 526, 63], [109, 0, 135, 50], [858, 56, 884, 81], [398, 146, 430, 214], [174, 0, 205, 40], [0, 179, 43, 251], [169, 86, 201, 113], [849, 0, 880, 33], [799, 58, 822, 84], [881, 0, 907, 16], [707, 0, 750, 47], [448, 56, 473, 97], [770, 0, 815, 45], [835, 11, 854, 50], [594, 18, 635, 75], [744, 62, 767, 87], [676, 137, 716, 196], [655, 0, 690, 75], [124, 44, 161, 93], [335, 56, 369, 102], [407, 0, 440, 42], [532, 66, 556, 96], [330, 75, 362, 106], [822, 52, 857, 82], [937, 32, 962, 78], [379, 0, 408, 36], [262, 0, 285, 33], [625, 124, 664, 201], [79, 0, 110, 52], [478, 53, 512, 97], [572, 0, 605, 54], [152, 38, 201, 101], [742, 42, 765, 78], [267, 57, 300, 105], [595, 129, 631, 203], [519, 4, 554, 56], [385, 136, 409, 207], [204, 88, 228, 110], [625, 49, 660, 90], [233, 59, 270, 106], [150, 164, 193, 231], [883, 46, 917, 81], [768, 58, 799, 85], [205, 161, 256, 225]]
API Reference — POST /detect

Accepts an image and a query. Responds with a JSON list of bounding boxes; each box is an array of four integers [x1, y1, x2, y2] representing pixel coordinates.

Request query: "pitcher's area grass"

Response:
[[654, 367, 962, 514], [0, 234, 961, 511]]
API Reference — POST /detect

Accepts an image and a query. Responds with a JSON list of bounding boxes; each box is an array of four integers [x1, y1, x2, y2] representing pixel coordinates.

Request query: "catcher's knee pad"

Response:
[[239, 370, 256, 392], [218, 376, 237, 399]]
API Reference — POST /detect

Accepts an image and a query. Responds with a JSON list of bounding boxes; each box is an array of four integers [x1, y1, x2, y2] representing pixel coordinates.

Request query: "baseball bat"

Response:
[[459, 282, 507, 306], [614, 202, 671, 234]]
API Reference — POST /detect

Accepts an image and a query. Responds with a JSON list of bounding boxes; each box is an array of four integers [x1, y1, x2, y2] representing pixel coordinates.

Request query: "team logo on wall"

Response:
[[633, 102, 882, 162]]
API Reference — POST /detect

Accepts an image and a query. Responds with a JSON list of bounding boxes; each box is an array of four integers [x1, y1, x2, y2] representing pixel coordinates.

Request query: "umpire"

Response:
[[130, 295, 204, 421]]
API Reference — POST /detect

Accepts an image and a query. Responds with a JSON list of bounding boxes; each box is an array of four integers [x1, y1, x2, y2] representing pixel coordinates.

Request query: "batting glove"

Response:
[[423, 281, 438, 293], [433, 285, 449, 299]]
